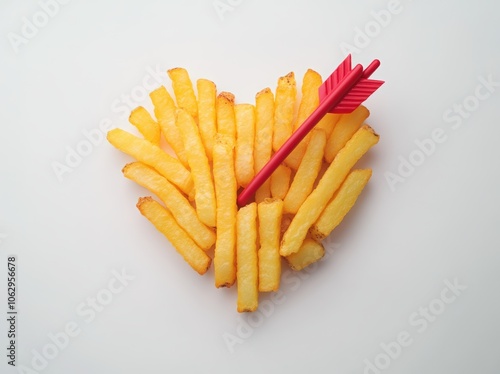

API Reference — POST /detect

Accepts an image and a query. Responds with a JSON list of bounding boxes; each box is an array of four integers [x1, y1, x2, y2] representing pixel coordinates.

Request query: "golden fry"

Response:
[[293, 69, 322, 132], [216, 92, 236, 146], [128, 106, 161, 146], [280, 125, 379, 256], [136, 197, 211, 275], [270, 164, 292, 200], [235, 104, 256, 188], [280, 213, 293, 236], [285, 69, 322, 169], [254, 88, 274, 203], [310, 169, 372, 240], [325, 105, 369, 163], [285, 238, 325, 271], [197, 79, 217, 161], [149, 86, 188, 167], [257, 198, 283, 292], [273, 72, 296, 152], [176, 109, 216, 227], [168, 68, 198, 120], [316, 113, 341, 139], [283, 128, 326, 214], [236, 203, 258, 312], [123, 162, 215, 250], [213, 135, 237, 287], [107, 128, 193, 197]]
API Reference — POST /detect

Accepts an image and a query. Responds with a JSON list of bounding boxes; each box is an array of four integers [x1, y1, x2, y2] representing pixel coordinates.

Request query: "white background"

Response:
[[1, 0, 500, 373]]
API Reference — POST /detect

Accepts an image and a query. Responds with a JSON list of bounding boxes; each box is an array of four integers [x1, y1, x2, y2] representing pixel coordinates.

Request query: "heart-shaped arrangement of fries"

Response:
[[107, 62, 381, 312]]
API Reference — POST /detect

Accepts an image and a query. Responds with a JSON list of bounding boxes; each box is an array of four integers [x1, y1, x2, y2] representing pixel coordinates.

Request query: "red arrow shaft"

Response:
[[362, 59, 380, 79], [237, 64, 364, 206]]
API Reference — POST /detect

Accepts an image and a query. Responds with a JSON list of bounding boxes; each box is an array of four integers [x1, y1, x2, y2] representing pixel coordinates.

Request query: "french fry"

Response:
[[285, 238, 325, 271], [137, 197, 211, 275], [273, 72, 296, 152], [149, 86, 188, 167], [280, 214, 293, 236], [316, 113, 341, 141], [285, 69, 322, 169], [270, 164, 291, 200], [235, 104, 256, 188], [213, 135, 237, 288], [257, 198, 283, 292], [128, 106, 161, 146], [123, 162, 215, 250], [324, 105, 369, 163], [280, 125, 379, 256], [216, 92, 236, 145], [107, 128, 193, 197], [176, 109, 216, 227], [283, 128, 326, 214], [254, 88, 274, 203], [292, 69, 322, 132], [168, 68, 198, 120], [314, 161, 330, 189], [197, 79, 217, 161], [310, 169, 372, 241], [236, 203, 258, 312]]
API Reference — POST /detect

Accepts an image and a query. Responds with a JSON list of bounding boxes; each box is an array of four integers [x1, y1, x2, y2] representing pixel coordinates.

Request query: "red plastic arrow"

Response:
[[237, 55, 384, 207]]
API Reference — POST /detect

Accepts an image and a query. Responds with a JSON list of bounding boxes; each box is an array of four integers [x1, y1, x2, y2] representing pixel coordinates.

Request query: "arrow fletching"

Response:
[[318, 54, 384, 114], [318, 54, 352, 102], [331, 78, 384, 113]]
